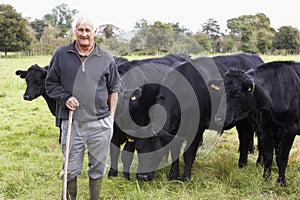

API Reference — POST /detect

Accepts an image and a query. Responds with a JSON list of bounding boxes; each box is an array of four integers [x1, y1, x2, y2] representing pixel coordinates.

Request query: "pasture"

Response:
[[1, 55, 300, 199]]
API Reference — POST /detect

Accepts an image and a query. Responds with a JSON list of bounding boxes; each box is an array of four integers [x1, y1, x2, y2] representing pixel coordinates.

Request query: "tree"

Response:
[[192, 32, 212, 52], [201, 18, 222, 52], [0, 4, 32, 56], [144, 21, 175, 55], [43, 4, 78, 37], [201, 18, 221, 40], [29, 19, 47, 41], [172, 34, 203, 55], [273, 26, 300, 54], [256, 30, 274, 54], [227, 13, 274, 53], [98, 24, 123, 39], [131, 20, 175, 55]]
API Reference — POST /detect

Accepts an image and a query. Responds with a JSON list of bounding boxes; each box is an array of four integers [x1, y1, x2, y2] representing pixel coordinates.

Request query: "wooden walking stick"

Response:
[[63, 110, 73, 200]]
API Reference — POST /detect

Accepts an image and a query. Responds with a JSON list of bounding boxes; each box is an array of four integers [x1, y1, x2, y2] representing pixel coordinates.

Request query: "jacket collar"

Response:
[[67, 40, 102, 56]]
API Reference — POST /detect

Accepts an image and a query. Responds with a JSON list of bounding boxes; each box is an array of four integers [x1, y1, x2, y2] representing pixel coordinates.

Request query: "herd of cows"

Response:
[[15, 52, 300, 187]]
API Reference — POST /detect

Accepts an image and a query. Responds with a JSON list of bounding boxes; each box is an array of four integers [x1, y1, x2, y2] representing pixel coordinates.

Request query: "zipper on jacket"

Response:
[[80, 55, 88, 72], [82, 59, 86, 72]]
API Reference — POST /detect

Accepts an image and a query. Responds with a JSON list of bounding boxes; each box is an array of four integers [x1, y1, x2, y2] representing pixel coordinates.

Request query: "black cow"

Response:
[[212, 53, 265, 166], [16, 64, 61, 142], [117, 53, 264, 181], [213, 61, 300, 186], [109, 53, 190, 180]]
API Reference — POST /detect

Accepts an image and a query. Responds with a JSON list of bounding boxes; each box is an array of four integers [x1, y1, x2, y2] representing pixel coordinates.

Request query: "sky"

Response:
[[2, 0, 300, 33]]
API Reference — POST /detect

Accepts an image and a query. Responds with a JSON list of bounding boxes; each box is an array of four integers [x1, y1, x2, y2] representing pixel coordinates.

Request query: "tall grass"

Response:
[[1, 55, 300, 199]]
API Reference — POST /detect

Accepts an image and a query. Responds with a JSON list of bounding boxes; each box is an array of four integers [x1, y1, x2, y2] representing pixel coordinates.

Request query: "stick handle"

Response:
[[63, 110, 73, 200]]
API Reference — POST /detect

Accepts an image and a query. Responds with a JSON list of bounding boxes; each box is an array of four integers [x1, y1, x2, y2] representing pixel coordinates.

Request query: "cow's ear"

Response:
[[15, 70, 27, 79], [207, 79, 223, 91]]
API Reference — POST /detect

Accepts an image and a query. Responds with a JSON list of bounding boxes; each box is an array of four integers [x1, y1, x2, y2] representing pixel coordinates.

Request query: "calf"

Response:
[[213, 61, 300, 186]]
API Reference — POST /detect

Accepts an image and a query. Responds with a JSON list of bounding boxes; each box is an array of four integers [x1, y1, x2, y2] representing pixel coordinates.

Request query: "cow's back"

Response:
[[213, 53, 264, 76], [250, 61, 300, 128]]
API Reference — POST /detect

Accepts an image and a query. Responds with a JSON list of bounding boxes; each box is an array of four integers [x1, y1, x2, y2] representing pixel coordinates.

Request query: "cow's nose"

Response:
[[23, 94, 33, 100]]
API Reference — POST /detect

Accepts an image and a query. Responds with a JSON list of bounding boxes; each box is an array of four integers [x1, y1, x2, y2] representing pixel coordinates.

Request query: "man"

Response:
[[45, 16, 120, 199]]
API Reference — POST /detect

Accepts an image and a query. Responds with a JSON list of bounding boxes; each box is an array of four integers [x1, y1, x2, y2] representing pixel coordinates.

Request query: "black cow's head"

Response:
[[209, 68, 256, 128], [16, 64, 48, 101]]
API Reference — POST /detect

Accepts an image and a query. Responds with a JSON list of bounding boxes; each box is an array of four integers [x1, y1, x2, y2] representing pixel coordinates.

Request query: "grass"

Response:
[[1, 54, 300, 199]]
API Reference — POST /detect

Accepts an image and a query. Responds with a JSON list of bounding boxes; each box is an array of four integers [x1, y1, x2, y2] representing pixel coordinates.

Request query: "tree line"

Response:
[[1, 3, 300, 57]]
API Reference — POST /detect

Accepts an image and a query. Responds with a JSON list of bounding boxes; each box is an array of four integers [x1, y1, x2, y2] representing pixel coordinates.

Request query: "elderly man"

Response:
[[46, 15, 120, 199]]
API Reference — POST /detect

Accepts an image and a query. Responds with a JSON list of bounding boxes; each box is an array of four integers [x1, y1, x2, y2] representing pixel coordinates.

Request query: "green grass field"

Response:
[[1, 54, 300, 199]]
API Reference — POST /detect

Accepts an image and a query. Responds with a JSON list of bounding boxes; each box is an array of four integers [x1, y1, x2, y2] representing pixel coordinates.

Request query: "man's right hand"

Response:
[[66, 97, 79, 111]]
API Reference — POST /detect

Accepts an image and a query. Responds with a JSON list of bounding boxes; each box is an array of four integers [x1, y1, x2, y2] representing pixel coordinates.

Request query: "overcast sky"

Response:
[[2, 0, 300, 33]]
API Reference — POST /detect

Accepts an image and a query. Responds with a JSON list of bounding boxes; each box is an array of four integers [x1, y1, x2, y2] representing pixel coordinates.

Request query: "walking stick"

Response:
[[63, 110, 73, 200]]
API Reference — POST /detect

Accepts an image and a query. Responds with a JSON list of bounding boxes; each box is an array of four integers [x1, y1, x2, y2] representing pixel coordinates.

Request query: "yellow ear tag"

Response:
[[127, 137, 135, 142], [211, 84, 220, 91], [248, 87, 252, 92], [131, 96, 136, 101]]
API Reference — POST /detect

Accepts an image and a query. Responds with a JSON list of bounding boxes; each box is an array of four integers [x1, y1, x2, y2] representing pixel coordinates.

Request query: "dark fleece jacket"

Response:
[[45, 41, 120, 121]]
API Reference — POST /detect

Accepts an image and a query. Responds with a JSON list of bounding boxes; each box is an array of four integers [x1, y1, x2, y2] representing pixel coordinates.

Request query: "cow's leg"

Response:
[[108, 131, 127, 178], [182, 129, 204, 181], [121, 140, 135, 180], [275, 133, 295, 186], [262, 129, 274, 181], [248, 136, 254, 154], [256, 130, 264, 166], [168, 136, 184, 180], [236, 119, 253, 168]]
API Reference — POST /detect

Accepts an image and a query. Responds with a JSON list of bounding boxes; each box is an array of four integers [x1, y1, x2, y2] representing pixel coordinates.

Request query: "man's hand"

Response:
[[66, 97, 79, 111]]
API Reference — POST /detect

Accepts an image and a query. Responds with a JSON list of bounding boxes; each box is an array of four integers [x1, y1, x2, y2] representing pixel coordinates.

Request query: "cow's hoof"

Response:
[[123, 172, 131, 180], [136, 174, 153, 181], [168, 172, 179, 181], [256, 158, 263, 166], [181, 175, 191, 182], [238, 163, 247, 168], [277, 177, 287, 187], [108, 168, 118, 178]]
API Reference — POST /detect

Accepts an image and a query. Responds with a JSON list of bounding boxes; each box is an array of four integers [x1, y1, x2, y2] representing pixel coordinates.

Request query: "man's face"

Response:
[[75, 22, 96, 48]]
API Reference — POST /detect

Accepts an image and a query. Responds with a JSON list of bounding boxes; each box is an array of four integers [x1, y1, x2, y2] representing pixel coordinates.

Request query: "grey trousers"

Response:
[[60, 115, 114, 181]]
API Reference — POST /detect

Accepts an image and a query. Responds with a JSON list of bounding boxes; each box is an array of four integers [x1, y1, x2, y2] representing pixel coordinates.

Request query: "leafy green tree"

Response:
[[172, 34, 203, 54], [201, 18, 222, 52], [256, 30, 274, 54], [227, 13, 274, 53], [220, 35, 238, 53], [0, 4, 32, 56], [192, 32, 212, 52], [43, 3, 78, 37], [39, 25, 66, 55], [240, 23, 257, 53], [201, 18, 221, 40], [29, 19, 47, 41], [131, 20, 175, 55], [144, 21, 174, 55], [273, 26, 300, 54]]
